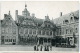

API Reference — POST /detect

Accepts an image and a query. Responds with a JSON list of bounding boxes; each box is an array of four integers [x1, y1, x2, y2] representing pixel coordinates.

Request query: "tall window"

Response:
[[66, 29, 68, 34], [70, 30, 72, 34], [60, 29, 61, 35], [50, 31, 52, 35], [33, 29, 36, 34], [46, 31, 49, 35], [25, 29, 28, 34], [29, 29, 32, 34], [42, 30, 45, 35]]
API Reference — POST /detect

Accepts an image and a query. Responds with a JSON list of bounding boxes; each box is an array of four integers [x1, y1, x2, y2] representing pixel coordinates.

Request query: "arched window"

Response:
[[70, 17, 73, 22]]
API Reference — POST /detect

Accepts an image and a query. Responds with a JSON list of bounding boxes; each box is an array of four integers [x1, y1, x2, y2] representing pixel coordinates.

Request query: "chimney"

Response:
[[15, 10, 18, 22], [60, 12, 62, 16], [16, 10, 18, 15]]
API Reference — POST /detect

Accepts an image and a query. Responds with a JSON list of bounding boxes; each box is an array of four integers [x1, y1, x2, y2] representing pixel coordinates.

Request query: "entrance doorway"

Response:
[[39, 38, 43, 45]]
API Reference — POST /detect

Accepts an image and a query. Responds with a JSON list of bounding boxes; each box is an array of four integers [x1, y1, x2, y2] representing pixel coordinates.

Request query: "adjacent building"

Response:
[[54, 11, 79, 45]]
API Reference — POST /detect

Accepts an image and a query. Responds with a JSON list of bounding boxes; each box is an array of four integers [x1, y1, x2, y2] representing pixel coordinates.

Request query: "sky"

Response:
[[0, 1, 79, 20]]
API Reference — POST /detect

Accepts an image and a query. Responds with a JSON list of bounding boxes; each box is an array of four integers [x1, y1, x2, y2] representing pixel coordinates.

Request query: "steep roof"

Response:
[[53, 10, 79, 26], [1, 14, 17, 27], [17, 14, 55, 27]]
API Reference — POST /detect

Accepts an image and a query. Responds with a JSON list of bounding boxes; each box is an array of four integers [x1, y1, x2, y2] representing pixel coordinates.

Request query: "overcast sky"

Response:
[[0, 1, 79, 20]]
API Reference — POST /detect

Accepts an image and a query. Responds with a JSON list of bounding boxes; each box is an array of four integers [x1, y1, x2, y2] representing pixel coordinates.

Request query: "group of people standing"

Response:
[[34, 45, 52, 51]]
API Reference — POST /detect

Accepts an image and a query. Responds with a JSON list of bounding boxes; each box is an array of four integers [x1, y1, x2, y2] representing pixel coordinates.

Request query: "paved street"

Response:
[[0, 45, 78, 51]]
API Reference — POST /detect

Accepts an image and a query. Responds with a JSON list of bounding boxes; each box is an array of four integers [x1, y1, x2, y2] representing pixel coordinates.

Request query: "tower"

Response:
[[22, 4, 30, 17]]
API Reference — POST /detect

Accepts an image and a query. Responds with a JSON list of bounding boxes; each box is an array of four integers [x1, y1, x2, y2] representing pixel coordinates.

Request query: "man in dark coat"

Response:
[[34, 45, 36, 51]]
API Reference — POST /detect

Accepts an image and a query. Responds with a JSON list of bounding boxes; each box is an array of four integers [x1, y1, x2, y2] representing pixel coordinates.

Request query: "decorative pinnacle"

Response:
[[25, 3, 27, 8], [9, 10, 10, 15]]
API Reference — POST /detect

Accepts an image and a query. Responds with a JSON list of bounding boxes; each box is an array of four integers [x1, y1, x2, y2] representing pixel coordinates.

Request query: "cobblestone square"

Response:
[[0, 45, 78, 51]]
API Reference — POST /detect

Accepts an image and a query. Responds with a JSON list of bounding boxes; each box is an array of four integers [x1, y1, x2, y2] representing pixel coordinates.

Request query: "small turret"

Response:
[[45, 14, 50, 21], [22, 4, 30, 17], [32, 13, 35, 18]]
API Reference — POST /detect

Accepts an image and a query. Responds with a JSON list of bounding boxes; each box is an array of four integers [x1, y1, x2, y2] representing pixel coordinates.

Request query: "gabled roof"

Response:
[[1, 14, 17, 27], [53, 10, 79, 25]]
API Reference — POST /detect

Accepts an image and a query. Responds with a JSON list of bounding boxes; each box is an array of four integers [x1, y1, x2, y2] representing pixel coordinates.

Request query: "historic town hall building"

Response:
[[0, 4, 79, 46]]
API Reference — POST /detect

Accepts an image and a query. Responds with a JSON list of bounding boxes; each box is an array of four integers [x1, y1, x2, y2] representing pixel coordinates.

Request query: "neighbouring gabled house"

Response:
[[0, 11, 18, 45], [53, 10, 79, 46]]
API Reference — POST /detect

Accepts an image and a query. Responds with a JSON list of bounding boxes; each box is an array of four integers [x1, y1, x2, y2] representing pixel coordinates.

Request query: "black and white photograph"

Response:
[[0, 1, 79, 51]]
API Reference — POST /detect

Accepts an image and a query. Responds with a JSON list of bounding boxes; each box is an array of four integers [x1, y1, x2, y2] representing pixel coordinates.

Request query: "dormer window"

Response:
[[65, 20, 69, 24], [70, 17, 74, 23], [65, 20, 68, 22]]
